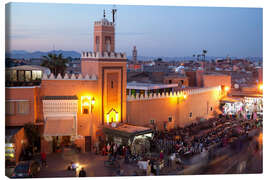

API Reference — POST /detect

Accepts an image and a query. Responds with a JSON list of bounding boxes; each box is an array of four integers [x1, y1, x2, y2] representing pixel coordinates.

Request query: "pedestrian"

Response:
[[79, 167, 86, 177], [41, 151, 47, 167], [159, 150, 164, 160]]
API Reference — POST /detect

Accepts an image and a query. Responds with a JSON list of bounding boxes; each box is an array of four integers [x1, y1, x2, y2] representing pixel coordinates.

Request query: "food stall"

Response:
[[103, 123, 153, 154]]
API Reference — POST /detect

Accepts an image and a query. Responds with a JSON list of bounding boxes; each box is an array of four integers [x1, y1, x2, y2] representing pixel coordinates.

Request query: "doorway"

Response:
[[85, 136, 92, 152]]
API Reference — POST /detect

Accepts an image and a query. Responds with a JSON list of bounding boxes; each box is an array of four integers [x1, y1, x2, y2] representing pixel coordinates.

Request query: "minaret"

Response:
[[93, 10, 115, 53], [81, 10, 127, 125], [132, 46, 137, 62]]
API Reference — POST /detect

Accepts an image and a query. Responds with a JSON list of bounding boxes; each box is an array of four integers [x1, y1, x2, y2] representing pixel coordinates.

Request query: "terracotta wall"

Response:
[[13, 128, 27, 163], [127, 89, 220, 130], [5, 87, 39, 126], [40, 80, 100, 138]]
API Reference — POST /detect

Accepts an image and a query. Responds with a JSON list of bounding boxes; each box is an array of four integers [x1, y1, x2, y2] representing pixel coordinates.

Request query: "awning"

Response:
[[103, 124, 153, 138], [44, 117, 76, 136]]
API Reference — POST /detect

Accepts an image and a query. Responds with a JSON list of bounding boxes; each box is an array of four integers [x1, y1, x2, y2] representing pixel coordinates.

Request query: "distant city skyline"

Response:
[[5, 3, 263, 58]]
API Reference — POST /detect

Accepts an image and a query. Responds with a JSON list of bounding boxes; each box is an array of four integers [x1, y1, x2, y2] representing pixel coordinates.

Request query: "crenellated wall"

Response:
[[42, 73, 98, 81], [81, 51, 126, 59], [127, 86, 221, 130]]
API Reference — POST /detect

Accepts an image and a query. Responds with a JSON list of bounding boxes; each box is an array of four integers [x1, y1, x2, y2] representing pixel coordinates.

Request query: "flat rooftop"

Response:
[[127, 82, 178, 90], [103, 124, 153, 137]]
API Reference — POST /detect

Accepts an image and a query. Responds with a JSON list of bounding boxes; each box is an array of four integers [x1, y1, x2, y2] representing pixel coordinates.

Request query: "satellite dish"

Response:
[[234, 84, 239, 89]]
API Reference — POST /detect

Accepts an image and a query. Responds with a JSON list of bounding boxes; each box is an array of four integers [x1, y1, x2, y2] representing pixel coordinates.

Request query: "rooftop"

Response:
[[127, 82, 178, 90], [103, 124, 153, 137]]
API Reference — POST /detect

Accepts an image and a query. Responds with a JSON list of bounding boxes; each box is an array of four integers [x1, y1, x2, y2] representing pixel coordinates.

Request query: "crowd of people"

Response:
[[98, 115, 262, 175], [151, 115, 262, 159]]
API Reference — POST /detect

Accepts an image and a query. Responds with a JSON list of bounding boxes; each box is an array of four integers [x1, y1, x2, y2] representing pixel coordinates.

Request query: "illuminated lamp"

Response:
[[183, 94, 187, 99], [224, 86, 230, 92], [259, 84, 263, 91], [81, 96, 91, 114]]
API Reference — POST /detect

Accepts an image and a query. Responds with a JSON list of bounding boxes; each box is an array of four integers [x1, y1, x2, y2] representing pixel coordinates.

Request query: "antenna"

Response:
[[112, 5, 117, 24]]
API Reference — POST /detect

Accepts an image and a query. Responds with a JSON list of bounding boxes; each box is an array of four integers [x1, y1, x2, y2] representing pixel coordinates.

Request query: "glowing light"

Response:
[[81, 96, 92, 114], [116, 113, 119, 122], [259, 84, 263, 91], [91, 97, 95, 105], [224, 86, 230, 92], [183, 94, 187, 99], [107, 114, 109, 123]]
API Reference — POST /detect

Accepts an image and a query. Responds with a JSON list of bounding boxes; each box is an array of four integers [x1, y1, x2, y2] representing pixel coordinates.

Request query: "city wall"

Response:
[[127, 86, 221, 130]]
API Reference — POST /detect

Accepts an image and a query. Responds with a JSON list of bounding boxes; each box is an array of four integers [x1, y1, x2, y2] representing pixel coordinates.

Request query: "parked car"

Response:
[[11, 160, 41, 178]]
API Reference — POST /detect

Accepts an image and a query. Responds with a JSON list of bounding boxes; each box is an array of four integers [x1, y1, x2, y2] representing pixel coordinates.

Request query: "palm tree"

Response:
[[197, 54, 201, 61], [41, 53, 68, 76], [202, 49, 207, 61]]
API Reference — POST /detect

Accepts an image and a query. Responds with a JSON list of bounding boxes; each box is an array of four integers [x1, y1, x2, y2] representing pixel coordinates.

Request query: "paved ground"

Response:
[[37, 149, 137, 177]]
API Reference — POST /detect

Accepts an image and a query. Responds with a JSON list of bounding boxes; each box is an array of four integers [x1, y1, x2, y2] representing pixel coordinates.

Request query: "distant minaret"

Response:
[[132, 46, 137, 62]]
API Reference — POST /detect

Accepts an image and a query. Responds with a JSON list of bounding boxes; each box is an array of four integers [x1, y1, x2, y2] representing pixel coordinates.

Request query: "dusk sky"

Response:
[[5, 3, 262, 57]]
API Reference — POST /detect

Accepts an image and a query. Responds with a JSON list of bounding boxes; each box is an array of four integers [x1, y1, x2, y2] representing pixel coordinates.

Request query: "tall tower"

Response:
[[132, 46, 137, 62], [81, 11, 127, 126], [93, 11, 115, 53]]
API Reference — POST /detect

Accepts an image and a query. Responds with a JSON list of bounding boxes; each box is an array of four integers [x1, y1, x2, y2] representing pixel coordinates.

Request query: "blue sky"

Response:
[[5, 3, 262, 57]]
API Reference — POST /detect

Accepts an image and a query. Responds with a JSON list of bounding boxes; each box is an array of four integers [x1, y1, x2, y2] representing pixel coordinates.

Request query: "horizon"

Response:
[[5, 3, 263, 58]]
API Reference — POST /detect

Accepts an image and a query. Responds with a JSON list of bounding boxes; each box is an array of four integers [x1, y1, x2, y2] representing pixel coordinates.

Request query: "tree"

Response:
[[197, 54, 201, 61], [24, 123, 41, 152], [41, 53, 68, 76], [202, 49, 207, 61]]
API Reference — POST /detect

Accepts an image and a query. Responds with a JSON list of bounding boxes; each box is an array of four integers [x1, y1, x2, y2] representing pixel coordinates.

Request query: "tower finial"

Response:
[[112, 7, 117, 24], [103, 9, 106, 18]]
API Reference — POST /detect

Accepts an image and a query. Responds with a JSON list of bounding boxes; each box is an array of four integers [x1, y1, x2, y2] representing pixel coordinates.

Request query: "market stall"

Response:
[[103, 123, 153, 152]]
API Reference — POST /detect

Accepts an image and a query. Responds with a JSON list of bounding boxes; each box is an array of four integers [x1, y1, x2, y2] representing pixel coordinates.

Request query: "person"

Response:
[[79, 168, 86, 177], [159, 150, 164, 160], [41, 151, 47, 167], [71, 162, 77, 171]]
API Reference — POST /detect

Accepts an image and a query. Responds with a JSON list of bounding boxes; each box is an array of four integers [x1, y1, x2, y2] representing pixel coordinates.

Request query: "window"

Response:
[[25, 71, 31, 82], [83, 108, 89, 114], [5, 101, 15, 115], [150, 119, 155, 124], [32, 70, 42, 80], [111, 80, 114, 88], [96, 36, 100, 52], [189, 112, 192, 118], [210, 107, 213, 111], [17, 101, 30, 114], [18, 71, 25, 81], [168, 116, 172, 122]]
